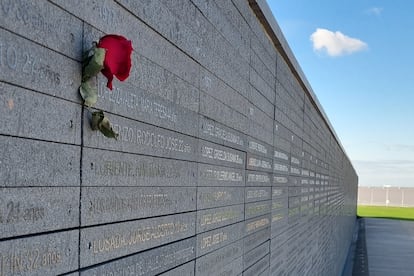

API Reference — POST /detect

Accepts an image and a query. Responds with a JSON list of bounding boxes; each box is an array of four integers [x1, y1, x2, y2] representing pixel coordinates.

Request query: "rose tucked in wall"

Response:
[[80, 34, 133, 138]]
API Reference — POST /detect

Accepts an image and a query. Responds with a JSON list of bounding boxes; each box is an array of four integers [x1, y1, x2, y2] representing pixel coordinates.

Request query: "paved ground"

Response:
[[349, 218, 414, 276]]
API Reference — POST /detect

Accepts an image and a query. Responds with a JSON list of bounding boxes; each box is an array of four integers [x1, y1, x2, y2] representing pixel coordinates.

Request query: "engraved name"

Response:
[[200, 169, 242, 182], [274, 150, 288, 161], [99, 82, 178, 123], [246, 218, 270, 232], [91, 222, 188, 254], [273, 163, 288, 172], [290, 167, 300, 175], [202, 122, 244, 147], [247, 173, 270, 183], [111, 124, 192, 154], [202, 191, 231, 203], [291, 157, 300, 165], [246, 189, 269, 200], [248, 157, 271, 169], [202, 146, 243, 165], [273, 176, 288, 184], [246, 204, 270, 216], [93, 160, 181, 178], [88, 194, 172, 215], [201, 232, 228, 249], [272, 213, 284, 222], [248, 141, 267, 154], [200, 210, 239, 226]]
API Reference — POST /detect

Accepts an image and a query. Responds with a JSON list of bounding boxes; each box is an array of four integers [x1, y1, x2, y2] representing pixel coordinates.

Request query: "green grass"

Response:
[[357, 205, 414, 220]]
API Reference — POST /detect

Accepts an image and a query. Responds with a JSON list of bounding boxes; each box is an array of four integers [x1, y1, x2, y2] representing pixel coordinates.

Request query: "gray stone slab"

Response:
[[250, 50, 275, 91], [195, 240, 243, 276], [246, 154, 273, 173], [245, 187, 271, 203], [80, 212, 195, 267], [198, 187, 244, 209], [197, 204, 244, 233], [209, 255, 243, 276], [245, 214, 271, 236], [198, 140, 245, 168], [0, 28, 81, 102], [272, 186, 288, 198], [250, 69, 274, 105], [249, 85, 274, 119], [91, 75, 199, 137], [246, 171, 272, 187], [0, 82, 81, 144], [274, 149, 290, 163], [245, 200, 271, 220], [0, 187, 79, 239], [197, 221, 244, 257], [273, 161, 289, 175], [198, 163, 245, 187], [244, 226, 270, 253], [158, 261, 195, 276], [0, 0, 83, 60], [82, 148, 197, 187], [0, 230, 78, 275], [83, 112, 197, 162], [244, 240, 270, 270], [0, 136, 80, 187], [80, 237, 195, 276], [246, 137, 272, 158], [81, 187, 196, 226], [242, 253, 270, 276], [199, 116, 247, 151]]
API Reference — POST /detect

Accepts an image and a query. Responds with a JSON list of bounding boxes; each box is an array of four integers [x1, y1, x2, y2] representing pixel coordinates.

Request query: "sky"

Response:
[[266, 0, 414, 187]]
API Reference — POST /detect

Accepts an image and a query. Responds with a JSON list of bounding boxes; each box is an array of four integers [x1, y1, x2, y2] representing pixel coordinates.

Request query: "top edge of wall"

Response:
[[249, 0, 352, 165]]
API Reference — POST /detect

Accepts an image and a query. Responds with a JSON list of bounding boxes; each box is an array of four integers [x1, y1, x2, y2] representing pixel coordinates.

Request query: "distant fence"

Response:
[[358, 187, 414, 207]]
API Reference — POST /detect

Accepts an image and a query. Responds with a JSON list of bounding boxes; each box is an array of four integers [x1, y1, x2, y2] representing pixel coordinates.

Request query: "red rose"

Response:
[[97, 35, 133, 90]]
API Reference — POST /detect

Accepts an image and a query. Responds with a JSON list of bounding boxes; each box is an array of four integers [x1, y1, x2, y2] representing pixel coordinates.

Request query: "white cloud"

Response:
[[367, 7, 383, 16], [310, 28, 368, 57]]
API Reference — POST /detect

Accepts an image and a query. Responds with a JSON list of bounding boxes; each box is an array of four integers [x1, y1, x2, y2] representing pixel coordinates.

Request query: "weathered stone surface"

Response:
[[158, 261, 195, 276], [196, 222, 244, 257], [198, 163, 244, 187], [246, 171, 272, 187], [197, 204, 244, 233], [243, 254, 270, 276], [244, 227, 270, 253], [195, 240, 243, 276], [83, 112, 197, 162], [198, 140, 245, 169], [0, 187, 79, 239], [0, 82, 81, 144], [80, 212, 195, 267], [244, 240, 270, 270], [0, 0, 83, 60], [0, 29, 81, 102], [199, 116, 247, 151], [246, 153, 273, 173], [198, 187, 244, 209], [81, 187, 196, 226], [0, 136, 80, 187], [80, 237, 195, 276], [245, 187, 271, 203], [0, 230, 78, 275], [245, 214, 271, 236], [245, 200, 271, 220], [82, 148, 197, 187]]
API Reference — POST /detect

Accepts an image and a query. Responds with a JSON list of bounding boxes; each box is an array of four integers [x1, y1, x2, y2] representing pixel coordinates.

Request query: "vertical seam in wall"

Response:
[[78, 20, 85, 273]]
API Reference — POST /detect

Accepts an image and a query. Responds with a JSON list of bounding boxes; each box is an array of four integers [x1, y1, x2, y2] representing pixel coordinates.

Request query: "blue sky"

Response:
[[266, 1, 414, 187]]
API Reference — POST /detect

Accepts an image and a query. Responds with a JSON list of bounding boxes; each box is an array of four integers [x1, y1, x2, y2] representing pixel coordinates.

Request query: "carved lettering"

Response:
[[201, 232, 228, 249], [247, 173, 270, 183], [273, 163, 288, 172], [273, 176, 288, 184], [247, 189, 269, 200], [200, 210, 239, 226], [248, 141, 267, 154], [202, 146, 243, 165], [248, 157, 271, 169], [202, 122, 244, 147], [200, 169, 242, 182], [246, 218, 270, 232], [274, 150, 289, 161], [202, 191, 231, 203], [0, 201, 45, 224]]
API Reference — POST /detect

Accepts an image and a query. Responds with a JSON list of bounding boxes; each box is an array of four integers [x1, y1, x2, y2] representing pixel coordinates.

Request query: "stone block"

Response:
[[196, 221, 244, 257], [246, 136, 273, 158], [244, 226, 270, 253], [246, 171, 272, 187], [82, 148, 197, 187], [244, 240, 270, 270], [81, 186, 196, 226], [0, 230, 78, 275], [0, 136, 80, 187], [0, 0, 83, 60], [195, 240, 243, 276], [198, 140, 245, 169], [0, 187, 79, 239], [83, 112, 197, 162], [196, 204, 244, 233], [0, 28, 81, 102], [197, 187, 244, 209], [198, 163, 245, 187], [245, 200, 271, 220], [242, 253, 270, 276], [245, 214, 271, 236], [245, 186, 271, 203], [246, 153, 273, 173], [0, 82, 81, 144], [79, 212, 195, 267], [80, 237, 195, 276], [158, 261, 195, 276]]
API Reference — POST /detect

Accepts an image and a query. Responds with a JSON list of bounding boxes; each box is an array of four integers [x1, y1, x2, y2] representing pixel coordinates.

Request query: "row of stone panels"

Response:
[[1, 0, 357, 275]]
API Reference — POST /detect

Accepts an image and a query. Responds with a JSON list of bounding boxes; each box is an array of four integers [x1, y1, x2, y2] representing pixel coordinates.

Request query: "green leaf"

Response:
[[79, 80, 98, 107], [90, 110, 118, 139], [82, 47, 106, 82]]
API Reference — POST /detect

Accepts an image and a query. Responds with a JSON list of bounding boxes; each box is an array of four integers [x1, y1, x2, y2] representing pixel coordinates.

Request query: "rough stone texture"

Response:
[[0, 0, 358, 274]]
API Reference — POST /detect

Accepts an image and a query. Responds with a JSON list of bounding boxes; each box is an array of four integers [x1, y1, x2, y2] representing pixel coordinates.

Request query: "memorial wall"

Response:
[[0, 0, 358, 275]]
